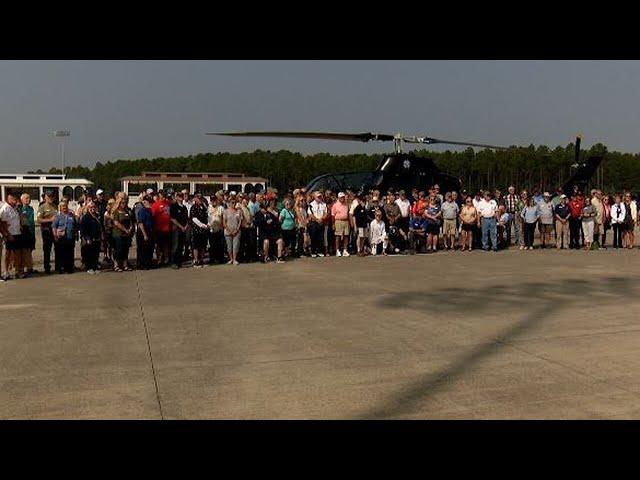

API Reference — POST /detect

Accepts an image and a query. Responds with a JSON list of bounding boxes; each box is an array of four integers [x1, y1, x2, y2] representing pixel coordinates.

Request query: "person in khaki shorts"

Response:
[[331, 192, 351, 257], [554, 194, 571, 249], [441, 192, 459, 250]]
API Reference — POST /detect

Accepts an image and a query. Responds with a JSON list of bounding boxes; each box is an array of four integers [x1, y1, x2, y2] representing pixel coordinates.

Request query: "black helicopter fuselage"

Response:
[[305, 153, 461, 195]]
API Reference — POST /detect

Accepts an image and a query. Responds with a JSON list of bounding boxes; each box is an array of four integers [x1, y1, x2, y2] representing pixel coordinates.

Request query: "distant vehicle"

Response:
[[209, 131, 601, 196]]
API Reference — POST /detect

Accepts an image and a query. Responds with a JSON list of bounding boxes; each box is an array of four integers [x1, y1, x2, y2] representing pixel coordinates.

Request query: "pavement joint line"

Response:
[[134, 270, 164, 420], [506, 326, 640, 343], [500, 339, 640, 400]]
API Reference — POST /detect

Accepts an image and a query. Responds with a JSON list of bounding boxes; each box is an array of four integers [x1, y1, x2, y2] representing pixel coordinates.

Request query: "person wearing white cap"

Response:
[[331, 192, 351, 257], [554, 194, 571, 249]]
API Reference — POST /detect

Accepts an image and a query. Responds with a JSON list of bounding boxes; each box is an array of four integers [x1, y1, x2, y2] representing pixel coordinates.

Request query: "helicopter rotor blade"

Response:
[[206, 131, 396, 142], [411, 136, 508, 150]]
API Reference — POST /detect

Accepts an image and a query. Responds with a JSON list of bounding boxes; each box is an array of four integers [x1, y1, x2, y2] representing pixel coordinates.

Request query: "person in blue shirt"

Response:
[[409, 215, 428, 253], [136, 196, 155, 270], [424, 198, 442, 252], [520, 198, 540, 250], [51, 201, 78, 273]]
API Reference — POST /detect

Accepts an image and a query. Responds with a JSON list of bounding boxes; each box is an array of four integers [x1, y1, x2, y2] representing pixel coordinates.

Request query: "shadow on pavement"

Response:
[[357, 275, 638, 419]]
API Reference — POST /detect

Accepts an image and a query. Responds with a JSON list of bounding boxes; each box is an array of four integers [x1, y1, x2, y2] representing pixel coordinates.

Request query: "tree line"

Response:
[[32, 141, 640, 196]]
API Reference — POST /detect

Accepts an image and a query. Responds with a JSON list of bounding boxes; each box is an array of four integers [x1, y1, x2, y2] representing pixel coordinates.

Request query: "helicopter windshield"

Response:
[[305, 171, 380, 193], [378, 156, 395, 172]]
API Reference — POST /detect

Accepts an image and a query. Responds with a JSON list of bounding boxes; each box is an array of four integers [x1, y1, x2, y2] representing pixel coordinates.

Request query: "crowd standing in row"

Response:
[[0, 183, 638, 281]]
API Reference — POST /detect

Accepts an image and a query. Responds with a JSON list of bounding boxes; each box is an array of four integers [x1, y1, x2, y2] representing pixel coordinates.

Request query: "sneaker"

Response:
[[336, 250, 342, 257], [394, 248, 400, 253], [311, 253, 317, 258], [226, 260, 233, 265], [317, 253, 324, 257], [276, 257, 285, 264], [233, 260, 239, 265], [343, 250, 350, 257], [519, 246, 525, 250], [87, 269, 95, 275]]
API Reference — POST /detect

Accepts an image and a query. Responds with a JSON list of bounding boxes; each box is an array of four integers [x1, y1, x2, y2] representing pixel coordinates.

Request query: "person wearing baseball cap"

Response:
[[554, 194, 571, 249], [331, 192, 351, 256]]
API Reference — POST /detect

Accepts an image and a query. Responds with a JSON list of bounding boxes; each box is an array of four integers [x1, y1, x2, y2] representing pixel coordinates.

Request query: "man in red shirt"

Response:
[[151, 190, 173, 266], [568, 192, 584, 250]]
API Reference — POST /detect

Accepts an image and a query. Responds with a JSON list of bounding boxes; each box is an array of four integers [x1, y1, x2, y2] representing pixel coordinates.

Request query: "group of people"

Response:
[[0, 182, 638, 280]]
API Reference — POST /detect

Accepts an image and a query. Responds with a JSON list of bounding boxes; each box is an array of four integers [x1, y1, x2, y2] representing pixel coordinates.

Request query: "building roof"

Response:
[[120, 171, 267, 183], [0, 173, 92, 185]]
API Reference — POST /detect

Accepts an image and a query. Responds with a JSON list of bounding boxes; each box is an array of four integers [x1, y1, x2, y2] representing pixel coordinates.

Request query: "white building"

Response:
[[0, 173, 93, 211]]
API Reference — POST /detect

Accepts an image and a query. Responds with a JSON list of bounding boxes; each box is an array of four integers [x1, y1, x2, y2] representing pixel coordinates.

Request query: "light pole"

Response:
[[53, 130, 71, 174]]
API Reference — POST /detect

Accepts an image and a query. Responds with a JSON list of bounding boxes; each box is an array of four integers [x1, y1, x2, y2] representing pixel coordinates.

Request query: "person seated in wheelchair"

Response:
[[408, 215, 428, 253], [387, 223, 408, 254]]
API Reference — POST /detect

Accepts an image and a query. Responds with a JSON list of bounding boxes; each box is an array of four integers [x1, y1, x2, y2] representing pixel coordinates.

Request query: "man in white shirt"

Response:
[[477, 191, 499, 252], [395, 190, 411, 234], [307, 191, 328, 257], [0, 193, 24, 280]]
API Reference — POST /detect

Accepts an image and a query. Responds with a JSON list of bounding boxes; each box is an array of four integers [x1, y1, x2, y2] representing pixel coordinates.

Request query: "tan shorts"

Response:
[[443, 219, 457, 236], [540, 223, 553, 234], [334, 220, 350, 237]]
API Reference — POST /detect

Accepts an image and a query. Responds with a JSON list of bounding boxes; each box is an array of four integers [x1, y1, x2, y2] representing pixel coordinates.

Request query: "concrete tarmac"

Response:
[[2, 246, 640, 419]]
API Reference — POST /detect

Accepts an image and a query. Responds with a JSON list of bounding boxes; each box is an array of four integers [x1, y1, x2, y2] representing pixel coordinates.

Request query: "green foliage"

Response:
[[38, 142, 640, 196]]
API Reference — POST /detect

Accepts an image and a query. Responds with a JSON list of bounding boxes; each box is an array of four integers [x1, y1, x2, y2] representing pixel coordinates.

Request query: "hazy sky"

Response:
[[0, 60, 638, 172]]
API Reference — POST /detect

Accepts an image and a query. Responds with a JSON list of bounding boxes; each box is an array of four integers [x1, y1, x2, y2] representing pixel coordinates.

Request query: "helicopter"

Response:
[[207, 131, 602, 197]]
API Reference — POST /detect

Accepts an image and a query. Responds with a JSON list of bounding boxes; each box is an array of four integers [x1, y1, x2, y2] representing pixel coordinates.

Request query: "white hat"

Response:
[[96, 189, 104, 195], [560, 194, 567, 199], [230, 191, 237, 196], [338, 192, 346, 198], [146, 188, 154, 194]]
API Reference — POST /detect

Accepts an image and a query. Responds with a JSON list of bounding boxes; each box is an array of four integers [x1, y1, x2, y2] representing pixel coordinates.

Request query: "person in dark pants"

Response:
[[51, 201, 77, 274], [170, 192, 189, 268], [238, 194, 256, 262], [307, 191, 328, 257], [207, 196, 225, 264], [80, 202, 103, 274], [610, 194, 626, 249], [135, 196, 155, 270], [94, 189, 108, 264], [111, 197, 134, 272], [37, 191, 57, 274], [568, 192, 584, 249]]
